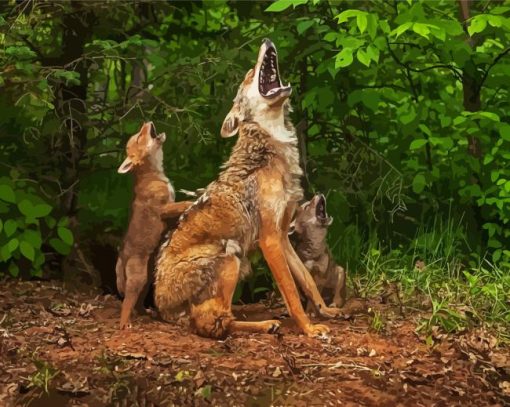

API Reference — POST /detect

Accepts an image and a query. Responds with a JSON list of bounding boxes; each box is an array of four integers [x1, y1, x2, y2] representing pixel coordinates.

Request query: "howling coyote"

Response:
[[155, 40, 339, 338]]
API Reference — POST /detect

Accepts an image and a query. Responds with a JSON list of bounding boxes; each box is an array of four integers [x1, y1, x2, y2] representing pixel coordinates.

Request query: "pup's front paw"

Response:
[[263, 320, 281, 334], [317, 305, 342, 319], [304, 323, 330, 337]]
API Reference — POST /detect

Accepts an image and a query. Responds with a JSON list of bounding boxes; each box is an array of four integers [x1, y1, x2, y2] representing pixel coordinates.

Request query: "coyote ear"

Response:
[[221, 106, 240, 138], [117, 157, 133, 174]]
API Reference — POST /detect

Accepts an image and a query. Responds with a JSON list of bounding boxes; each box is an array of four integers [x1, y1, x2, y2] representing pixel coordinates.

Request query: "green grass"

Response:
[[331, 212, 510, 340]]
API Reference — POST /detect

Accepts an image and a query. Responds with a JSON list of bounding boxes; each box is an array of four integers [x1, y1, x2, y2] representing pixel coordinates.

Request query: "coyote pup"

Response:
[[116, 122, 192, 329], [290, 194, 347, 310], [155, 40, 339, 339]]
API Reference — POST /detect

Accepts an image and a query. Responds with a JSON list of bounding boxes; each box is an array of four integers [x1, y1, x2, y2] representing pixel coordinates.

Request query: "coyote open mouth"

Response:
[[316, 194, 328, 220], [258, 40, 291, 99]]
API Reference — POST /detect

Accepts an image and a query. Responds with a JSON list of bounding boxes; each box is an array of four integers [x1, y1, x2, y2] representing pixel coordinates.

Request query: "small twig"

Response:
[[301, 361, 377, 372]]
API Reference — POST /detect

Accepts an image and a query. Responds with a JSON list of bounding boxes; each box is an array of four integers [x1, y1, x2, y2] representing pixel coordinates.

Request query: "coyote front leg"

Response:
[[283, 238, 341, 318], [259, 223, 329, 337], [160, 201, 194, 220], [332, 265, 346, 308]]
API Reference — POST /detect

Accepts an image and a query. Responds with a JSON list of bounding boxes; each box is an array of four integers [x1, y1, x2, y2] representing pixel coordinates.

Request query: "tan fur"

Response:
[[290, 195, 347, 311], [155, 40, 338, 338], [116, 122, 192, 329]]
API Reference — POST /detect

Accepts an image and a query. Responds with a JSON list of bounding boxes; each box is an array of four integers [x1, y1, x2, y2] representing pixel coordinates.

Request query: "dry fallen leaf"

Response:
[[272, 367, 282, 378], [499, 381, 510, 395]]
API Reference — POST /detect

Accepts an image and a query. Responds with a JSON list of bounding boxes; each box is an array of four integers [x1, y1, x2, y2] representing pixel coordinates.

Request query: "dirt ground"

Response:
[[0, 280, 509, 407]]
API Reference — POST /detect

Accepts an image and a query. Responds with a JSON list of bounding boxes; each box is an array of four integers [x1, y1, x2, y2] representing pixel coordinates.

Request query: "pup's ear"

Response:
[[327, 217, 333, 226], [221, 104, 240, 138], [117, 157, 133, 174], [288, 219, 296, 236], [289, 207, 304, 235]]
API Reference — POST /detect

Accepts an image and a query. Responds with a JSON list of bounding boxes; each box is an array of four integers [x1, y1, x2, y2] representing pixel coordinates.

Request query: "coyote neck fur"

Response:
[[220, 120, 302, 187], [132, 156, 174, 201]]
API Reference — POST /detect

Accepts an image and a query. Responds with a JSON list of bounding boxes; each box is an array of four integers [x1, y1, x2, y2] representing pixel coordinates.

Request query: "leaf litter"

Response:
[[0, 280, 508, 406]]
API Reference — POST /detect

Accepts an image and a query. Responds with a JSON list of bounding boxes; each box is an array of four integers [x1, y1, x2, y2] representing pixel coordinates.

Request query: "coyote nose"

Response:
[[262, 38, 274, 48]]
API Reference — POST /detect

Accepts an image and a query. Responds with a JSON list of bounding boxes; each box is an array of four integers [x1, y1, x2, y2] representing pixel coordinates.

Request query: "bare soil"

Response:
[[0, 279, 509, 406]]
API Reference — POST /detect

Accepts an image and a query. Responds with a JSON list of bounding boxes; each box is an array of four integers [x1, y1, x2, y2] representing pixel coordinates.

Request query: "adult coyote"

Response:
[[155, 39, 339, 338]]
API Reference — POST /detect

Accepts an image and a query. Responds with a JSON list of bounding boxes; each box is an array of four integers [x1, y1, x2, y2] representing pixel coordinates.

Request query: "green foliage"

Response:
[[28, 359, 59, 394], [0, 176, 72, 278]]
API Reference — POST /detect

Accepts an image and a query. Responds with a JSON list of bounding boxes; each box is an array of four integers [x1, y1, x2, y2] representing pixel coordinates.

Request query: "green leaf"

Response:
[[265, 0, 306, 12], [391, 22, 413, 38], [195, 385, 212, 400], [32, 203, 52, 218], [18, 200, 34, 218], [7, 238, 19, 253], [491, 6, 510, 15], [478, 111, 499, 122], [23, 229, 42, 249], [49, 238, 71, 255], [45, 216, 57, 229], [20, 241, 35, 261], [410, 139, 428, 150], [468, 15, 487, 36], [366, 44, 380, 63], [297, 19, 314, 34], [336, 9, 360, 24], [0, 185, 16, 203], [418, 124, 432, 137], [0, 219, 2, 234], [9, 263, 19, 278], [412, 174, 426, 194], [335, 48, 354, 68], [4, 219, 17, 237], [487, 15, 502, 28], [499, 123, 510, 141], [57, 227, 74, 246], [357, 13, 367, 34], [400, 107, 416, 125], [323, 32, 338, 42], [0, 244, 11, 261], [413, 23, 430, 38], [18, 200, 51, 219], [356, 48, 371, 67]]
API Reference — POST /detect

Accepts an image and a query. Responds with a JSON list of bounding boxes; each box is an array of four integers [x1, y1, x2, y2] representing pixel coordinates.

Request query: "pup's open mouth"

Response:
[[148, 122, 166, 142], [316, 194, 328, 220], [258, 40, 291, 99]]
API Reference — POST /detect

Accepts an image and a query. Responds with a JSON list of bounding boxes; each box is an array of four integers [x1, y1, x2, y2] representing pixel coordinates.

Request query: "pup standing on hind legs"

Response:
[[116, 122, 192, 329]]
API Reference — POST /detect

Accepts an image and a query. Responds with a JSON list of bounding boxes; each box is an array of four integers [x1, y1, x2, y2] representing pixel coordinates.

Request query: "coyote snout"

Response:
[[116, 122, 192, 329], [221, 39, 292, 139]]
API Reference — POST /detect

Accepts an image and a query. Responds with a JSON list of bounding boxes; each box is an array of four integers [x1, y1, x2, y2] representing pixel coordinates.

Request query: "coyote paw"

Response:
[[119, 322, 132, 330], [304, 323, 330, 337], [318, 305, 342, 319], [263, 320, 281, 334]]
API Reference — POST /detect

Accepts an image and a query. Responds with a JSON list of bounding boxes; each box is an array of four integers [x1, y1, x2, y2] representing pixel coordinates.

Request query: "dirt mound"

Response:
[[0, 280, 508, 406]]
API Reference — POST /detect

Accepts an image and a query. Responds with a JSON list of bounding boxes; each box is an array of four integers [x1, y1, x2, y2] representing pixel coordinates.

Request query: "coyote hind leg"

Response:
[[119, 256, 148, 330], [115, 256, 126, 297], [190, 255, 280, 338]]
